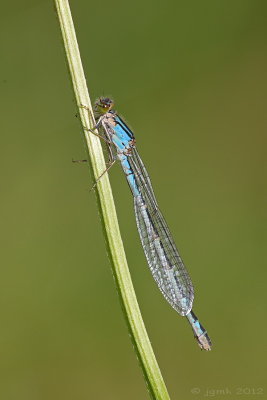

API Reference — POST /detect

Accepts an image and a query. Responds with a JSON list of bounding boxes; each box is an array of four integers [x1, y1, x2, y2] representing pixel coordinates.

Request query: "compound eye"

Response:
[[95, 97, 114, 112]]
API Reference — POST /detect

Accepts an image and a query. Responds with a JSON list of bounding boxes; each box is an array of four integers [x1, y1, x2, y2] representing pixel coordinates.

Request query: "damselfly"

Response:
[[90, 97, 212, 351]]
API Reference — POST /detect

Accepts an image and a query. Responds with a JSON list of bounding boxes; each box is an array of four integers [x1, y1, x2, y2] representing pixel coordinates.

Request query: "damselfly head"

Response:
[[94, 97, 114, 116]]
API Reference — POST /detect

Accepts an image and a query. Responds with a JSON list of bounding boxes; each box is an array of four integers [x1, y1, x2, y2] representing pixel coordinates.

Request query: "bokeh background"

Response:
[[1, 1, 266, 399]]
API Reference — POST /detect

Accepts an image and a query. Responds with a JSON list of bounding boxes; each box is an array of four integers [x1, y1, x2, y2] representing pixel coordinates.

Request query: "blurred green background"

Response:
[[0, 1, 266, 399]]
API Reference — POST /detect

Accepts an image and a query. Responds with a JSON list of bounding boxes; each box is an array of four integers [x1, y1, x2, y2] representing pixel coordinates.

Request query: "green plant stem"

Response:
[[54, 1, 171, 398]]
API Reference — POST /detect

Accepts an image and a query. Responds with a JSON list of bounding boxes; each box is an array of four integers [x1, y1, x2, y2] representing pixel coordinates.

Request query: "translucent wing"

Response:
[[129, 148, 194, 316]]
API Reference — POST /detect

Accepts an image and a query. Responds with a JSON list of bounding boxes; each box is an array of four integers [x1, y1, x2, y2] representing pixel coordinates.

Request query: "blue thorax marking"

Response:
[[108, 115, 134, 154], [114, 115, 134, 141], [110, 115, 139, 196], [115, 115, 134, 140]]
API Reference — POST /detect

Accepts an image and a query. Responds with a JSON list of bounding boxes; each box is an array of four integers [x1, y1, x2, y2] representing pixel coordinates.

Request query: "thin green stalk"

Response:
[[54, 1, 171, 399]]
